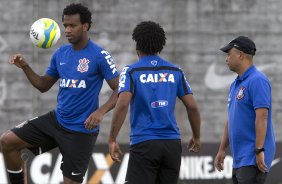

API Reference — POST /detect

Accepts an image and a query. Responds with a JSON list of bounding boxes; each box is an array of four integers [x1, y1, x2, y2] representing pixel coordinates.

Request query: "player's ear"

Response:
[[83, 23, 89, 31], [240, 51, 246, 60]]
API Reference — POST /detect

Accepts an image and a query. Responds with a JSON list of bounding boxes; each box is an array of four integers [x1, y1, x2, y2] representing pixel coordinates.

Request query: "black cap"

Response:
[[220, 36, 256, 55]]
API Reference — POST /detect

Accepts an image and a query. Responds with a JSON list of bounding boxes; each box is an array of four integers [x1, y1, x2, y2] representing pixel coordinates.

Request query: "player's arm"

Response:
[[250, 78, 271, 173], [255, 108, 268, 173], [99, 76, 119, 114], [84, 76, 119, 130], [108, 91, 132, 162], [214, 120, 229, 171], [10, 54, 58, 93], [180, 94, 201, 152]]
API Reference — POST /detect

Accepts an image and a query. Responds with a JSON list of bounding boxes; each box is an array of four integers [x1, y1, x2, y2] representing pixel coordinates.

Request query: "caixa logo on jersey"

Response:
[[151, 100, 168, 108], [59, 79, 86, 88], [140, 73, 175, 83]]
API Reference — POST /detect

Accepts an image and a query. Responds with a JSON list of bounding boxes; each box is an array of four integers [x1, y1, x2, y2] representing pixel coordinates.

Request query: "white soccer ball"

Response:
[[30, 18, 61, 49]]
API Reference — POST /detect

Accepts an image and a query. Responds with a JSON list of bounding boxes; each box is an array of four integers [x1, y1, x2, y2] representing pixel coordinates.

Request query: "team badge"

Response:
[[77, 58, 90, 73], [151, 60, 158, 66], [236, 86, 246, 100]]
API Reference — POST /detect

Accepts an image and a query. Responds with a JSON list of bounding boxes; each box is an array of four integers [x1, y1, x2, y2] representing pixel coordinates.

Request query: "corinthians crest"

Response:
[[77, 58, 90, 73], [236, 86, 246, 100]]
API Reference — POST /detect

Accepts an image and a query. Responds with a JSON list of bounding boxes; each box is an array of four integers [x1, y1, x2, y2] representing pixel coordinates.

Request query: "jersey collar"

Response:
[[139, 55, 161, 62]]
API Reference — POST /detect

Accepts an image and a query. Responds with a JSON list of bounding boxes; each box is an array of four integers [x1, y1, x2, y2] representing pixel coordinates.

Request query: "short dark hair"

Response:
[[62, 3, 92, 30], [132, 21, 166, 55]]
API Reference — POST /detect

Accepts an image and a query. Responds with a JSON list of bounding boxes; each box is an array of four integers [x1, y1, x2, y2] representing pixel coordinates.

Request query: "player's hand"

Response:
[[84, 110, 104, 130], [256, 152, 267, 173], [214, 150, 226, 172], [187, 137, 200, 153], [108, 140, 123, 162], [10, 54, 28, 69]]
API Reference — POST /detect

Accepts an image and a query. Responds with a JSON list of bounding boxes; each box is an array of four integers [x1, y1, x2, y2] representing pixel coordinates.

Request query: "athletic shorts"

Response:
[[232, 166, 268, 184], [125, 139, 182, 184], [11, 111, 98, 183]]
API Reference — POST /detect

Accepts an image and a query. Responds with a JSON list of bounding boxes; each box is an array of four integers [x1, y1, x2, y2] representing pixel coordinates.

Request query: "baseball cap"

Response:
[[220, 36, 256, 55]]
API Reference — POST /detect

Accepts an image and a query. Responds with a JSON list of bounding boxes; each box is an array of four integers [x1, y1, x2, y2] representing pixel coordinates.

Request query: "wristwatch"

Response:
[[255, 148, 265, 155]]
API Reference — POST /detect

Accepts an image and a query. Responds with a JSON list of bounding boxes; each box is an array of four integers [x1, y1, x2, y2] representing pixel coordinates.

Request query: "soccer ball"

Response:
[[30, 18, 61, 49]]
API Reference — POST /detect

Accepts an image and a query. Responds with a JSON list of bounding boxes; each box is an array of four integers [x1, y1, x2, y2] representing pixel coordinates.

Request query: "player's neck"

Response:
[[137, 50, 158, 58], [237, 60, 253, 77], [72, 36, 89, 50]]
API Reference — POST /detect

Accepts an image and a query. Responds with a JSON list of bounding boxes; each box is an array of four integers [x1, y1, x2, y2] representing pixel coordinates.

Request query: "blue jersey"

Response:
[[118, 55, 193, 145], [228, 65, 275, 171], [46, 40, 119, 134]]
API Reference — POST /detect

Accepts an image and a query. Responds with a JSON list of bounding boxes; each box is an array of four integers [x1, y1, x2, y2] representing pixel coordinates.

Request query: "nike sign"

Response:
[[204, 63, 275, 90], [71, 172, 81, 175]]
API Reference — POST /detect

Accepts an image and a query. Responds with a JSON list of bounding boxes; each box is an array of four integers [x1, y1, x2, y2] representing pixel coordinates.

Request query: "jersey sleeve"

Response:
[[118, 66, 132, 94], [249, 77, 271, 109], [177, 70, 193, 97], [45, 48, 59, 78], [98, 50, 119, 81]]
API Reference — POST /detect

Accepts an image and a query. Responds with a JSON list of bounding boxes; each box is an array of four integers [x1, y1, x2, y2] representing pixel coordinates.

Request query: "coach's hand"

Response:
[[256, 152, 267, 173], [84, 110, 104, 130], [10, 54, 28, 69], [109, 141, 123, 162], [188, 137, 200, 153], [214, 150, 226, 172]]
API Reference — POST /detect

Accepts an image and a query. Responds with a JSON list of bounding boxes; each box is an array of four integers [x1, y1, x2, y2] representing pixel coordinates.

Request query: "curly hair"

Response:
[[62, 3, 92, 31], [132, 21, 166, 55]]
